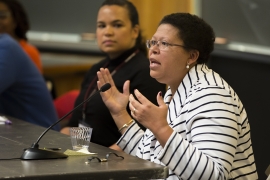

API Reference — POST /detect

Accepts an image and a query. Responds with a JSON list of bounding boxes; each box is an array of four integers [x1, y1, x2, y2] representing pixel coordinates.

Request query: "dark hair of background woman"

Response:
[[0, 0, 29, 40], [160, 13, 215, 64], [100, 0, 147, 55]]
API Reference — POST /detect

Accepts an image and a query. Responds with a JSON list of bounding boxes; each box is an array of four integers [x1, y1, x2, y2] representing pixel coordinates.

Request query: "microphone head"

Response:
[[100, 83, 111, 92]]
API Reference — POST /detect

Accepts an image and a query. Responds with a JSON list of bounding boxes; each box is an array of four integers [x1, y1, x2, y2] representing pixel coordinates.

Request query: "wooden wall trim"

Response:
[[130, 0, 192, 40]]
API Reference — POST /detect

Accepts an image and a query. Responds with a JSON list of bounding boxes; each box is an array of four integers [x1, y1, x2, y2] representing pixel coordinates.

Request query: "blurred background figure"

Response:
[[53, 90, 79, 128], [60, 0, 166, 149], [0, 34, 58, 130], [0, 0, 42, 73]]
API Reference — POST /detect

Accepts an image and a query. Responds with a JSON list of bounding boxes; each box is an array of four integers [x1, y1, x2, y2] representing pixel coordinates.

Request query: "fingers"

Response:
[[97, 68, 115, 89], [129, 94, 137, 117], [123, 80, 130, 96], [129, 89, 150, 117], [131, 107, 137, 117], [104, 68, 115, 87], [134, 89, 149, 105], [156, 91, 165, 107], [97, 68, 106, 90]]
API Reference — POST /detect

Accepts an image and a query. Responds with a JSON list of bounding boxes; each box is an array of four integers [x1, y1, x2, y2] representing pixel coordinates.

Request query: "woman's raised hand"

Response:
[[129, 89, 168, 132], [97, 68, 130, 116], [129, 89, 172, 146]]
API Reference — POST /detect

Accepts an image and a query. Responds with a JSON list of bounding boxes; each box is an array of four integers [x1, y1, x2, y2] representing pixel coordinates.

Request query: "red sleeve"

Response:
[[19, 40, 43, 73]]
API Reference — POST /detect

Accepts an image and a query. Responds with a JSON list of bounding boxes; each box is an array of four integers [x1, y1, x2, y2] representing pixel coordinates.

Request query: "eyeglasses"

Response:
[[86, 152, 124, 163], [146, 40, 188, 50], [0, 11, 11, 19]]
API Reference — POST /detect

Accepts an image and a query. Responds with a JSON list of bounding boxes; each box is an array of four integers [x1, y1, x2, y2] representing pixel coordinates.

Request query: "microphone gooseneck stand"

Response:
[[20, 83, 111, 160]]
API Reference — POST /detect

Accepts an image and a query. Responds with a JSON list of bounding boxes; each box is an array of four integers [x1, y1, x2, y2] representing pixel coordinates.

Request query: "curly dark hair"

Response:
[[159, 13, 215, 64], [100, 0, 147, 55], [0, 0, 29, 40]]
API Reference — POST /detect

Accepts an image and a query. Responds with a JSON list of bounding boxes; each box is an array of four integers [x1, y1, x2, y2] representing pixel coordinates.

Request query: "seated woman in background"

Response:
[[60, 0, 166, 150], [97, 13, 258, 179], [0, 0, 42, 73]]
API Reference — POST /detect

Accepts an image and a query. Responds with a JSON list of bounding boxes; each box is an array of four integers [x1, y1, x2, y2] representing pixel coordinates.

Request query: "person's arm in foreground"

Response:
[[0, 36, 19, 93]]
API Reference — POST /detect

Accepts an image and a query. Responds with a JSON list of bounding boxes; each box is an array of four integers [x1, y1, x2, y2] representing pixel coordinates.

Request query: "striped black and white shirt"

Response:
[[117, 64, 258, 180]]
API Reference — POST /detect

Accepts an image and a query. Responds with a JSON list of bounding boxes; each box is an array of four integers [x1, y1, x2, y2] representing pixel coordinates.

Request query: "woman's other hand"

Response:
[[129, 89, 173, 146]]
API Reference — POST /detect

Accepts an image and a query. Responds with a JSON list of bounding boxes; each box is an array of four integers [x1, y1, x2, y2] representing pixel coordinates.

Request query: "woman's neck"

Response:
[[169, 75, 185, 97], [108, 51, 123, 59], [108, 46, 137, 61], [108, 42, 137, 59], [170, 87, 177, 97], [169, 64, 197, 96]]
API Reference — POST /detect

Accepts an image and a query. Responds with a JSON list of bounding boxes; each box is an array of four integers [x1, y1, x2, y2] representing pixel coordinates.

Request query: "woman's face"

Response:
[[148, 24, 191, 88], [96, 5, 139, 59], [0, 2, 16, 38]]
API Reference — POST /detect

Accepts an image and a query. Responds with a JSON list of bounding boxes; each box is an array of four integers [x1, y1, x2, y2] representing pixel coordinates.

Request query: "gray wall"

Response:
[[202, 0, 270, 47], [19, 0, 103, 34]]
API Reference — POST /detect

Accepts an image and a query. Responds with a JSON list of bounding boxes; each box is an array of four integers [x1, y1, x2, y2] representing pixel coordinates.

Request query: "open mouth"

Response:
[[150, 58, 161, 65]]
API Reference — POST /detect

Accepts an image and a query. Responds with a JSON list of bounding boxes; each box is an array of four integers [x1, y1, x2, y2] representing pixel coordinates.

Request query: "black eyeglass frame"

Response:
[[87, 152, 124, 163], [146, 40, 189, 50]]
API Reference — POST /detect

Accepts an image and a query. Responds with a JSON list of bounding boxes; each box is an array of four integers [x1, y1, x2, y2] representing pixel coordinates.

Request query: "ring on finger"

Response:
[[133, 108, 136, 115]]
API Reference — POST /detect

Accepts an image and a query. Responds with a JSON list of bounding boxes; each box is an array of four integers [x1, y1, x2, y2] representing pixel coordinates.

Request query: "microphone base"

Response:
[[21, 148, 68, 160]]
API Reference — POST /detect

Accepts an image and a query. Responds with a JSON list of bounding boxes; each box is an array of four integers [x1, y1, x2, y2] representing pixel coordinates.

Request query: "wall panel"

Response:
[[130, 0, 192, 40]]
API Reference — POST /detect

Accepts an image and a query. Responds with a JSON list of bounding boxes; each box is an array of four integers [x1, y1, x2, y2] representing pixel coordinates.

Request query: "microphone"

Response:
[[21, 83, 111, 160]]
